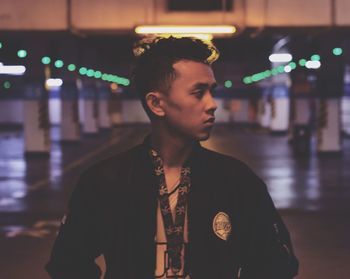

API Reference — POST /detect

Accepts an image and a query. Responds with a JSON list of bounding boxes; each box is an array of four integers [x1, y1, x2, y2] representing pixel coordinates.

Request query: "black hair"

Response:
[[131, 36, 220, 118]]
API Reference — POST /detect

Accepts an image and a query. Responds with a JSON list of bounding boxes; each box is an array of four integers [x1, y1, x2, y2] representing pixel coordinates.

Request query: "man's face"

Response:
[[161, 60, 218, 141]]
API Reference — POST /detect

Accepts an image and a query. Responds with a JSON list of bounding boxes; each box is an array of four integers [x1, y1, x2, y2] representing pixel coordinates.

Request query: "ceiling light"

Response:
[[0, 65, 26, 75], [135, 25, 236, 38], [269, 53, 293, 63]]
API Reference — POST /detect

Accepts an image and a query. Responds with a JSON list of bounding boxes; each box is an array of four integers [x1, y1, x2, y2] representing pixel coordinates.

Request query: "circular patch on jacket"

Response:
[[212, 212, 232, 241]]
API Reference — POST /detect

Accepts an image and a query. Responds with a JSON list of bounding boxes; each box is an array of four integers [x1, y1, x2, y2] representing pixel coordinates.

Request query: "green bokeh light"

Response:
[[107, 75, 113, 82], [117, 78, 130, 86], [298, 59, 306, 66], [55, 60, 64, 68], [0, 42, 3, 49], [252, 73, 263, 82], [17, 50, 27, 58], [243, 77, 252, 84], [289, 62, 297, 69], [224, 80, 233, 88], [3, 81, 11, 89], [102, 73, 108, 81], [263, 70, 271, 78], [86, 69, 95, 77], [67, 64, 76, 71], [333, 47, 343, 56], [311, 54, 321, 61], [94, 71, 102, 79], [41, 56, 51, 65], [79, 67, 87, 75], [271, 68, 279, 76], [97, 72, 130, 86], [277, 65, 285, 73]]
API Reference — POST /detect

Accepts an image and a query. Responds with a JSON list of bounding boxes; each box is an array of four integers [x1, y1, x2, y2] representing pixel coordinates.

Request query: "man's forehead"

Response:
[[173, 59, 211, 71], [173, 60, 216, 83]]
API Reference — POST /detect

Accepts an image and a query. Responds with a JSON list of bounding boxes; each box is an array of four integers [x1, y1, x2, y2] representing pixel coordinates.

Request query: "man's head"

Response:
[[132, 36, 220, 141]]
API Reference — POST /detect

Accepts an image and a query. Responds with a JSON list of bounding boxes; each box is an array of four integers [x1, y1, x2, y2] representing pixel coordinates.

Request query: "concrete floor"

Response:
[[0, 124, 349, 279]]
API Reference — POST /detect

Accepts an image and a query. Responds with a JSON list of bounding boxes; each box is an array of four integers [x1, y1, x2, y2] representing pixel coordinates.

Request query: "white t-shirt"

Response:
[[155, 183, 190, 279]]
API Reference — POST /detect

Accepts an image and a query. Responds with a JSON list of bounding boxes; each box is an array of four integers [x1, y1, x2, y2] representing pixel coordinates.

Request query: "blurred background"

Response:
[[0, 0, 349, 278]]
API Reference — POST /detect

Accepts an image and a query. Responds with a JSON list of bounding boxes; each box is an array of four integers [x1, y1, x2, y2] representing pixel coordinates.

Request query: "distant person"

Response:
[[46, 36, 299, 279]]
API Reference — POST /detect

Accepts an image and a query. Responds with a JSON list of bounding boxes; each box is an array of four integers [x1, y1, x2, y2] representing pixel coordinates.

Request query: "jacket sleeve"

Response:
[[45, 171, 102, 279], [241, 174, 299, 279]]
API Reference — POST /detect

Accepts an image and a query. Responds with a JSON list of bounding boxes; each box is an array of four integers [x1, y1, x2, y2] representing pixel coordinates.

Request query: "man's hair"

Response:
[[131, 36, 220, 118]]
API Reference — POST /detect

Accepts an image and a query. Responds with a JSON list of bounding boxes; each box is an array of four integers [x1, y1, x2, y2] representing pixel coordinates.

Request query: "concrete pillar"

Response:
[[288, 71, 313, 151], [288, 36, 317, 153], [80, 82, 99, 134], [110, 92, 123, 125], [248, 97, 259, 125], [269, 84, 290, 133], [289, 95, 313, 155], [258, 87, 272, 128], [341, 65, 350, 136], [228, 90, 252, 125], [314, 36, 344, 154], [23, 82, 50, 154], [316, 98, 341, 153], [290, 72, 313, 126], [97, 84, 112, 129], [230, 98, 250, 123], [60, 80, 80, 141]]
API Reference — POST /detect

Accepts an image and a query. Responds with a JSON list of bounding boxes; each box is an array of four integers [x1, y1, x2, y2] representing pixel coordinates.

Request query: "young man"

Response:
[[46, 37, 299, 279]]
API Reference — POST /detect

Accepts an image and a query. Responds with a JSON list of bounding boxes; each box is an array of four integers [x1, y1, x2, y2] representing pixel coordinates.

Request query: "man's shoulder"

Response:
[[200, 146, 253, 174], [80, 143, 143, 180], [200, 147, 265, 192], [67, 144, 144, 206]]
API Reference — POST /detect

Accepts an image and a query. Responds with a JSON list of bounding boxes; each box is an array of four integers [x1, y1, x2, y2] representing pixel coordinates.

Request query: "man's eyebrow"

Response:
[[190, 82, 217, 90]]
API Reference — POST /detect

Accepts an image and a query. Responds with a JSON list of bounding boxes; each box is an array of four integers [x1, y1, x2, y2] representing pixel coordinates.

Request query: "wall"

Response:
[[0, 0, 67, 30], [245, 0, 350, 27], [2, 0, 350, 31]]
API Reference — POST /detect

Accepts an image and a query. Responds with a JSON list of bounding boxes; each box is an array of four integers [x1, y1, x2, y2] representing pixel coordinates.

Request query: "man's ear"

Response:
[[145, 92, 165, 117]]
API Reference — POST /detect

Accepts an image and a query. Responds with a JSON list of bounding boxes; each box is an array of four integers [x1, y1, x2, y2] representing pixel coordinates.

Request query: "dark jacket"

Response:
[[46, 135, 299, 279]]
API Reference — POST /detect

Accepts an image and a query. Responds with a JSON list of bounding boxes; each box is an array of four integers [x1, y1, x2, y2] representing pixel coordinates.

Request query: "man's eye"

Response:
[[194, 91, 205, 98]]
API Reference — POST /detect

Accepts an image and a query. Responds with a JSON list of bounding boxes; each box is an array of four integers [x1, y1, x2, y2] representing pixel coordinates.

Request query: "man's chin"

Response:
[[179, 128, 212, 142], [196, 131, 211, 141]]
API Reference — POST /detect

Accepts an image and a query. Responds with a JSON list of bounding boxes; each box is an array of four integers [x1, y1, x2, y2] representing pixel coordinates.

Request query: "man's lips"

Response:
[[204, 117, 215, 123]]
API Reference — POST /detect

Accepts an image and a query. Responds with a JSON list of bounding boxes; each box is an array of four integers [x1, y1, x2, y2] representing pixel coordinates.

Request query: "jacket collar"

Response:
[[140, 133, 203, 168]]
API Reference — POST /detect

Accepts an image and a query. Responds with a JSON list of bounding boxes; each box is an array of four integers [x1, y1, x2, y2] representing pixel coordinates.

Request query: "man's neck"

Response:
[[150, 127, 195, 169]]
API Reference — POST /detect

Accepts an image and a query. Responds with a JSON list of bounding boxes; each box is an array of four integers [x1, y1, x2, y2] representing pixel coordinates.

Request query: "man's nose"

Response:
[[206, 92, 217, 113]]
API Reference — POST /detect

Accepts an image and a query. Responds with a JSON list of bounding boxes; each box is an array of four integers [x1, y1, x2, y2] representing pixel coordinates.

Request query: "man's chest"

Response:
[[96, 172, 247, 278], [98, 174, 243, 247]]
